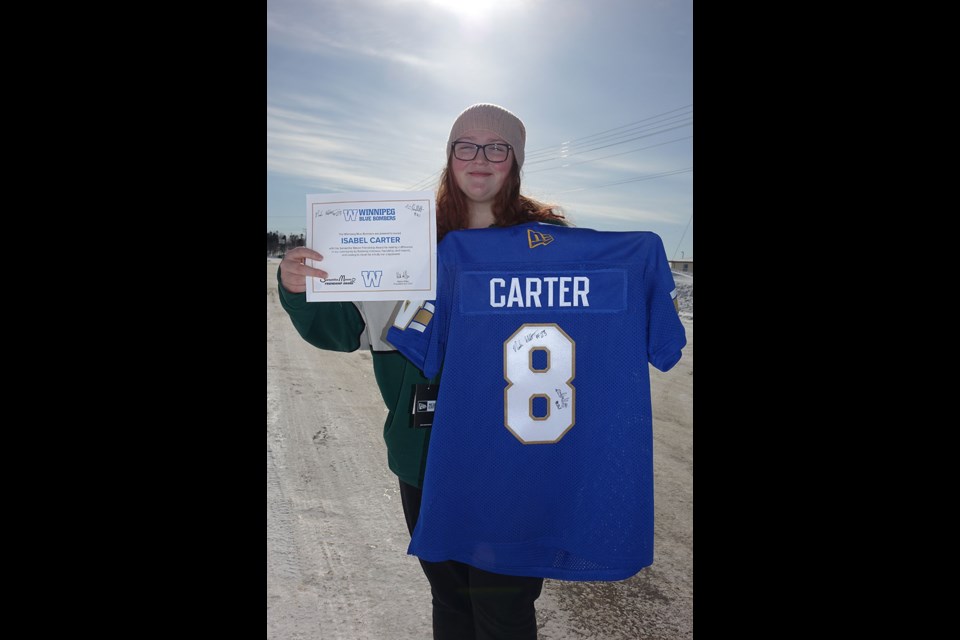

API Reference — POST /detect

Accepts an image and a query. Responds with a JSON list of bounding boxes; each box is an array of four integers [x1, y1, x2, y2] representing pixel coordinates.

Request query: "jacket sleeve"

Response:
[[276, 266, 366, 352]]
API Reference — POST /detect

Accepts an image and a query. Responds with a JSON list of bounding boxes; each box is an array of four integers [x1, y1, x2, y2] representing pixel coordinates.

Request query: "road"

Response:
[[267, 259, 693, 639]]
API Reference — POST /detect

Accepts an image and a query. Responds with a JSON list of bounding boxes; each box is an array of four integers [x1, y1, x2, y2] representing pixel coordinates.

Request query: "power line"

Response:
[[404, 105, 693, 192], [407, 168, 443, 192], [552, 168, 692, 194], [526, 104, 692, 157], [525, 111, 692, 164], [672, 214, 693, 261], [524, 135, 691, 175], [524, 120, 691, 168]]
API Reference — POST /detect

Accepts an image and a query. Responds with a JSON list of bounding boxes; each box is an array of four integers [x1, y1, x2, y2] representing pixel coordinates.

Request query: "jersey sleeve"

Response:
[[386, 299, 444, 378], [644, 235, 687, 372]]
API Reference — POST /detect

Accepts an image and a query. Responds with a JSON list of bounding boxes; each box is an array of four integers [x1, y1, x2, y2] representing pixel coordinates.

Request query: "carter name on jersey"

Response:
[[489, 276, 589, 308]]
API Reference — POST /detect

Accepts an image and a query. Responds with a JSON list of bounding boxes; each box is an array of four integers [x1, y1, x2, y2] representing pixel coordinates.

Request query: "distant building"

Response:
[[669, 260, 693, 276]]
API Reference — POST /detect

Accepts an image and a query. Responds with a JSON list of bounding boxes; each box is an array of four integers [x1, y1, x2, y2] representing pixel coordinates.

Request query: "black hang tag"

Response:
[[411, 384, 438, 429]]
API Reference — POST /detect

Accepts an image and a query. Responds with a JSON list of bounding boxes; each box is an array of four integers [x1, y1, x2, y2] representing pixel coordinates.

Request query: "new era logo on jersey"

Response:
[[527, 229, 554, 248]]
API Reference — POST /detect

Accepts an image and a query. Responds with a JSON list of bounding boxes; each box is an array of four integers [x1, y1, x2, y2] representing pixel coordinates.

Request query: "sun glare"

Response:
[[423, 0, 528, 25]]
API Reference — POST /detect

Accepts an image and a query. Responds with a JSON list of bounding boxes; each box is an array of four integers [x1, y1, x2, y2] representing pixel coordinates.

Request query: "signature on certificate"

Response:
[[316, 208, 343, 218], [405, 203, 424, 217]]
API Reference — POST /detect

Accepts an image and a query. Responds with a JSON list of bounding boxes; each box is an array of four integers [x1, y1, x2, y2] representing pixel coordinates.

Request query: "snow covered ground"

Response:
[[672, 271, 693, 323]]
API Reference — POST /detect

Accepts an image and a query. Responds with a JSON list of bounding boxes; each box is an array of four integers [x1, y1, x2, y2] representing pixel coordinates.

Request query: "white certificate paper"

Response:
[[305, 191, 436, 302]]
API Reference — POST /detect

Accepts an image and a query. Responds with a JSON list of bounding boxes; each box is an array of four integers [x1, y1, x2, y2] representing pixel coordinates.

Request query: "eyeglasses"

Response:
[[451, 141, 513, 163]]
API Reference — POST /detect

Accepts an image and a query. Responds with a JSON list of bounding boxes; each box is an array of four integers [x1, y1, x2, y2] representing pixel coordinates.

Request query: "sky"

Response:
[[267, 0, 693, 261]]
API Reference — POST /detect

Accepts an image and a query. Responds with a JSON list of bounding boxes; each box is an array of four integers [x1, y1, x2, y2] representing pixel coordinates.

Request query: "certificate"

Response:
[[305, 191, 436, 302]]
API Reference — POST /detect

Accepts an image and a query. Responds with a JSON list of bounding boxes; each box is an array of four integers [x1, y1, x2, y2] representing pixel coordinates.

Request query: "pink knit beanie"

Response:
[[447, 103, 526, 169]]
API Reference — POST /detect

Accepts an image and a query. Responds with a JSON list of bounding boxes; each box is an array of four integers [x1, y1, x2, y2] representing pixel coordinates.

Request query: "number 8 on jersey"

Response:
[[504, 323, 575, 444]]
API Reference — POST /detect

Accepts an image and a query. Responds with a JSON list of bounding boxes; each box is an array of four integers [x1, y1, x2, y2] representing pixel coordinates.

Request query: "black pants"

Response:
[[399, 479, 544, 640]]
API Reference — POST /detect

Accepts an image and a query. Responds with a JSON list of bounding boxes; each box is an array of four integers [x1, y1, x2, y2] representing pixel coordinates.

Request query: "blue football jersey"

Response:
[[386, 222, 686, 581]]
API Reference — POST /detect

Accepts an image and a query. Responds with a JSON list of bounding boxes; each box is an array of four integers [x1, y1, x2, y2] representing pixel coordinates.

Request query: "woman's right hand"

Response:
[[279, 247, 328, 294]]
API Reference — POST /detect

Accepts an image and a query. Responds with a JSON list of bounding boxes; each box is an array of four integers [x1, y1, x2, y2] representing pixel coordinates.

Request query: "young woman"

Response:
[[277, 103, 567, 639]]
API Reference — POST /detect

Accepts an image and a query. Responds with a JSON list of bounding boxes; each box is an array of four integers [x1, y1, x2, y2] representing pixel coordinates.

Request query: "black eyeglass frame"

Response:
[[450, 141, 513, 163]]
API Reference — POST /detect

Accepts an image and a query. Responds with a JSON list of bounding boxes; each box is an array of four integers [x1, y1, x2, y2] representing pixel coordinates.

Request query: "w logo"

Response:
[[361, 270, 383, 287], [527, 229, 554, 248]]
